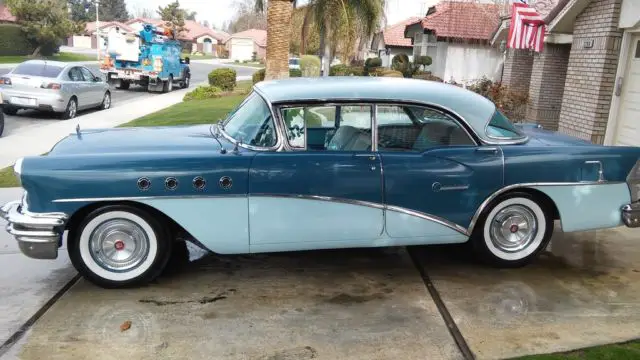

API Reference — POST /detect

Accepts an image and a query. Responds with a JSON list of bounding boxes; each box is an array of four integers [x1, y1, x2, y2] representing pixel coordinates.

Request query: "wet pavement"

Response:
[[1, 212, 640, 359]]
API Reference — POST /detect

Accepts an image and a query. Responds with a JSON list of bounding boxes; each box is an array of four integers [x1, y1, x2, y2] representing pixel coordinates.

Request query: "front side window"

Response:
[[377, 104, 475, 152], [280, 104, 372, 151], [222, 93, 277, 148], [485, 110, 525, 139]]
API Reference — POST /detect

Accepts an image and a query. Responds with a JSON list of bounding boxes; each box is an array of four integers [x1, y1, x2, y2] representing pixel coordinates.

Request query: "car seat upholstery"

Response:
[[327, 125, 372, 151]]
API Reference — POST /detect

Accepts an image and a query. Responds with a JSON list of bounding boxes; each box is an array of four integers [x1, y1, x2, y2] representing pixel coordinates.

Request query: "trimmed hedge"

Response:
[[289, 68, 302, 77], [300, 55, 320, 77], [0, 24, 34, 56], [183, 85, 222, 101], [252, 68, 302, 84], [208, 68, 237, 91]]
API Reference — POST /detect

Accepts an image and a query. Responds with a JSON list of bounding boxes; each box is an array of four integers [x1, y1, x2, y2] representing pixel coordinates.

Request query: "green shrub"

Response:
[[300, 55, 321, 77], [466, 77, 529, 122], [380, 70, 403, 78], [413, 72, 444, 82], [290, 68, 302, 77], [252, 68, 266, 84], [415, 55, 432, 69], [329, 64, 350, 76], [208, 68, 237, 91], [183, 86, 223, 101], [0, 24, 34, 56], [365, 57, 382, 68], [391, 54, 419, 78]]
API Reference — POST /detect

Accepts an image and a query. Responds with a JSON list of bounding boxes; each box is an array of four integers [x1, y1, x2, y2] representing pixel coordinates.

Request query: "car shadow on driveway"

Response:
[[13, 246, 463, 360]]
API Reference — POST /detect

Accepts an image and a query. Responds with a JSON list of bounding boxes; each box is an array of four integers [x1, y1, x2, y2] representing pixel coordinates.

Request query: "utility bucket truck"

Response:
[[100, 23, 191, 93]]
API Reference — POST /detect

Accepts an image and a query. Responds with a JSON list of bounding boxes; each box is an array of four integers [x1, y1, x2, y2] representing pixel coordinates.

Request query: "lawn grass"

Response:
[[231, 61, 264, 68], [511, 340, 640, 360], [0, 166, 17, 188], [0, 52, 95, 64]]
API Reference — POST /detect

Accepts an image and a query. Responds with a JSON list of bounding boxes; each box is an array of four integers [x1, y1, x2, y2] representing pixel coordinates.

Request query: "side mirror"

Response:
[[184, 57, 190, 64]]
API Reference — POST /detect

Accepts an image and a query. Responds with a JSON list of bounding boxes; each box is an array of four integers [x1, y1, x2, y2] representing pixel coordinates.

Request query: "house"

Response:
[[404, 1, 503, 83], [125, 18, 230, 56], [67, 21, 134, 49], [371, 17, 421, 67], [225, 29, 267, 61], [490, 0, 640, 146], [0, 5, 16, 23]]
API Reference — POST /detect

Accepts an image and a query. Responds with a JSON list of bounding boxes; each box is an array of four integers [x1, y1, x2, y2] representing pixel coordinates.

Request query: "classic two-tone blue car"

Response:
[[2, 77, 640, 288]]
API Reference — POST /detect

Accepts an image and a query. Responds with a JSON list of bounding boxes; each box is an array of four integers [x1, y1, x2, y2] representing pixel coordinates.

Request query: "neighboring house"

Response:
[[225, 29, 267, 61], [68, 21, 134, 50], [125, 18, 229, 56], [0, 5, 16, 23], [490, 0, 640, 146], [404, 1, 502, 83], [371, 17, 420, 67]]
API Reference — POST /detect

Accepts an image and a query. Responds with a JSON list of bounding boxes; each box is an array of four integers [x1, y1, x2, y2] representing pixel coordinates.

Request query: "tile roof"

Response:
[[381, 17, 422, 47], [85, 21, 134, 34], [228, 29, 267, 47], [420, 1, 501, 41], [0, 5, 16, 22], [125, 18, 230, 43]]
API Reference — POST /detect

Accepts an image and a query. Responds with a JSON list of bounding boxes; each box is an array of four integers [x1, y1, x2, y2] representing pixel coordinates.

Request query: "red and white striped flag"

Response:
[[507, 1, 546, 52]]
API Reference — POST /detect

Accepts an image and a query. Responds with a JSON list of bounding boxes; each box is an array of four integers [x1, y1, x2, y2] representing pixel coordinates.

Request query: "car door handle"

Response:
[[354, 154, 377, 161], [476, 147, 499, 154]]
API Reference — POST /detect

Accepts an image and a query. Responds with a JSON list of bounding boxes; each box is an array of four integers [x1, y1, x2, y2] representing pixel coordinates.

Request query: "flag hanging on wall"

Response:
[[507, 1, 546, 52]]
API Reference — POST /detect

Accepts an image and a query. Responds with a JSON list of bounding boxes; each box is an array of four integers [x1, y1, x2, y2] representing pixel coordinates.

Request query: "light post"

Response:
[[95, 0, 100, 60]]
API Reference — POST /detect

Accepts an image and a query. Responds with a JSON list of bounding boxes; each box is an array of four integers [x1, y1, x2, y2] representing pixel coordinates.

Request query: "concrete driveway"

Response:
[[1, 221, 639, 360]]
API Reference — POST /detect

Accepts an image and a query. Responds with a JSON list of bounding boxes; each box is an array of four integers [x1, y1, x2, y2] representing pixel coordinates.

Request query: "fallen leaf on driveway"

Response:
[[120, 320, 132, 332]]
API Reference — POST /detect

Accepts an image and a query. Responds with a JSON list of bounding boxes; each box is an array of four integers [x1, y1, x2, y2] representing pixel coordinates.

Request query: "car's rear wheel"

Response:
[[61, 97, 77, 120], [3, 106, 18, 116], [470, 192, 553, 268], [0, 110, 4, 137], [68, 205, 172, 288], [181, 74, 190, 89], [163, 75, 173, 93]]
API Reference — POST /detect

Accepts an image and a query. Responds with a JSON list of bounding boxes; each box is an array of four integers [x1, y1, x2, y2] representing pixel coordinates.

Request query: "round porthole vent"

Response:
[[165, 177, 178, 191], [193, 176, 206, 190], [137, 177, 151, 191], [219, 176, 233, 190]]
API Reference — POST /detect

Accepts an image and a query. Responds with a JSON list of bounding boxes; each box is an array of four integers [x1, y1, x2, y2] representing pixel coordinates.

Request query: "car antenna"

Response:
[[210, 123, 227, 154]]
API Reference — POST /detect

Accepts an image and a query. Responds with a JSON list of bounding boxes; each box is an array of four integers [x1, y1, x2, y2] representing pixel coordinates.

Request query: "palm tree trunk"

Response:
[[265, 0, 294, 80]]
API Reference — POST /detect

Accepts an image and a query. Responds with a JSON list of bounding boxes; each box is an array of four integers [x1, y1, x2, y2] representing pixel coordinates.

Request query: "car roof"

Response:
[[254, 77, 504, 144], [18, 59, 71, 68]]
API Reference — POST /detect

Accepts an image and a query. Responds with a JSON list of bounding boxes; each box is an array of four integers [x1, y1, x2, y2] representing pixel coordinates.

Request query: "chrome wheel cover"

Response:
[[89, 218, 150, 272], [69, 100, 77, 118], [103, 93, 111, 109], [489, 204, 538, 253]]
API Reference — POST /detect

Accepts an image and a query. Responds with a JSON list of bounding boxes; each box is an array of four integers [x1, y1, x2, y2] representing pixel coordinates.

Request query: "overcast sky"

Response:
[[126, 0, 440, 30]]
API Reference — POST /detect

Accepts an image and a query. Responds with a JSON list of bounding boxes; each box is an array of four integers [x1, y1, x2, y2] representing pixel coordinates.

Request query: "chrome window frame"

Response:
[[483, 109, 528, 144]]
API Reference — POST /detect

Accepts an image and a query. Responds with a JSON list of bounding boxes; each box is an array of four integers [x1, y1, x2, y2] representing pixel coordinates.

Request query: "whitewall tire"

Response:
[[471, 193, 553, 268], [68, 205, 171, 288]]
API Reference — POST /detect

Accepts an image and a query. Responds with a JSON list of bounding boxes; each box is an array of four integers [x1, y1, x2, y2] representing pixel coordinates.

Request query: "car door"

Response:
[[248, 103, 384, 252], [376, 103, 504, 242], [79, 67, 102, 106], [67, 67, 89, 108]]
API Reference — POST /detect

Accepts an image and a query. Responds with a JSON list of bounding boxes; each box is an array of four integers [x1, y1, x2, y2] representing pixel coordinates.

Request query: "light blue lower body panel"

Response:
[[385, 209, 468, 241], [139, 198, 249, 254], [532, 183, 630, 232]]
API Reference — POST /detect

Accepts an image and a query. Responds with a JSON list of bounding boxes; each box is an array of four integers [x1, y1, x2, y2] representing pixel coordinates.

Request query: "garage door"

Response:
[[614, 34, 640, 146], [232, 39, 254, 62]]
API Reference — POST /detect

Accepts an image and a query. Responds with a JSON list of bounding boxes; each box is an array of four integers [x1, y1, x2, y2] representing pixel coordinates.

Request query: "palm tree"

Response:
[[255, 0, 297, 80], [301, 0, 386, 76]]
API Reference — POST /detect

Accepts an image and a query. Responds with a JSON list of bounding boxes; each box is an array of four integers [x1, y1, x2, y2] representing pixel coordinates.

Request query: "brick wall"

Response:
[[557, 0, 623, 144], [502, 48, 534, 94], [526, 43, 571, 130]]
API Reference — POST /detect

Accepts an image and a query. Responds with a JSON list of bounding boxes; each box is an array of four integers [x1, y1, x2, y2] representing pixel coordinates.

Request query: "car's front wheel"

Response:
[[100, 91, 111, 110], [68, 205, 172, 288], [470, 192, 553, 268], [3, 106, 18, 116]]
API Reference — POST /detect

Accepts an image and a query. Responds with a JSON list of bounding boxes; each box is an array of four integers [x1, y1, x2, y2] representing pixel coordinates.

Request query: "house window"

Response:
[[635, 40, 640, 58]]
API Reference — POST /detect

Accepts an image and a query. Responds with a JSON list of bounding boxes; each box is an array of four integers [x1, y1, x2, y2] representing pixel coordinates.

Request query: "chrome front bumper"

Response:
[[622, 202, 640, 228], [0, 200, 68, 259]]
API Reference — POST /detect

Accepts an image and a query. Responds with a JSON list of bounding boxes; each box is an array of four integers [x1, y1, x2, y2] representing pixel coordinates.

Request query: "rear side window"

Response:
[[486, 110, 525, 139], [12, 63, 64, 78]]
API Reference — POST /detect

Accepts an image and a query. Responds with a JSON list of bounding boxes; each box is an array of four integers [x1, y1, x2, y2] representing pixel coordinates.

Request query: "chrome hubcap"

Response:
[[490, 205, 538, 253], [69, 101, 77, 118], [104, 94, 111, 108], [89, 219, 150, 271]]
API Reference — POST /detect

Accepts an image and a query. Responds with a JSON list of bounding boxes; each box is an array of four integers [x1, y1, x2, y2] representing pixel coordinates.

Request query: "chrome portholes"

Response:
[[193, 176, 206, 190], [488, 204, 538, 253], [137, 177, 151, 191], [165, 177, 178, 191], [219, 176, 233, 190], [89, 218, 150, 272]]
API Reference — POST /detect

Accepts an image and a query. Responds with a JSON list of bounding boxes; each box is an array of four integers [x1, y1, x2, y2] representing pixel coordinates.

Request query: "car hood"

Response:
[[48, 125, 233, 155], [516, 123, 592, 146]]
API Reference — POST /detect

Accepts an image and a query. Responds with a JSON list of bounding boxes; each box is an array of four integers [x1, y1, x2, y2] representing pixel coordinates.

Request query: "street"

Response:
[[0, 62, 256, 137]]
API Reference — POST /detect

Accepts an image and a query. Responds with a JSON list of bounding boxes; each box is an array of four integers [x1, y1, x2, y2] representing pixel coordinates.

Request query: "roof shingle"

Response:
[[228, 29, 267, 47], [382, 17, 421, 47], [420, 1, 501, 41]]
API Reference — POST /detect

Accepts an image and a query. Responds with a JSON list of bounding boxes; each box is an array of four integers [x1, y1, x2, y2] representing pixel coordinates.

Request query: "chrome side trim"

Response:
[[466, 181, 625, 235], [53, 194, 248, 203], [250, 193, 386, 210], [385, 205, 469, 235], [584, 160, 605, 182]]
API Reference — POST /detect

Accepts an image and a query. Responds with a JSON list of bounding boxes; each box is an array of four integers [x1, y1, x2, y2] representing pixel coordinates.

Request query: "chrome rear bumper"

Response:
[[622, 202, 640, 228], [0, 200, 68, 259]]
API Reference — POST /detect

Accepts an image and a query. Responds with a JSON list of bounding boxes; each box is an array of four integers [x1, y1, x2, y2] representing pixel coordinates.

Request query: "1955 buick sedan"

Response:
[[2, 77, 640, 288]]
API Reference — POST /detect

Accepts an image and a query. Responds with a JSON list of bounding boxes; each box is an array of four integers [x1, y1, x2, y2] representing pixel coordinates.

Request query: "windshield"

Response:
[[222, 93, 277, 148], [485, 110, 525, 139], [289, 58, 299, 65], [12, 62, 64, 78]]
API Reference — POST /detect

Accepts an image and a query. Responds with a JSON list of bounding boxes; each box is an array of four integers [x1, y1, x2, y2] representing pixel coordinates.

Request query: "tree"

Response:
[[84, 0, 129, 22], [157, 1, 186, 35], [255, 0, 297, 80], [227, 0, 266, 33], [67, 0, 92, 22], [201, 19, 210, 28], [7, 0, 77, 56], [131, 6, 157, 19], [185, 10, 196, 20]]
